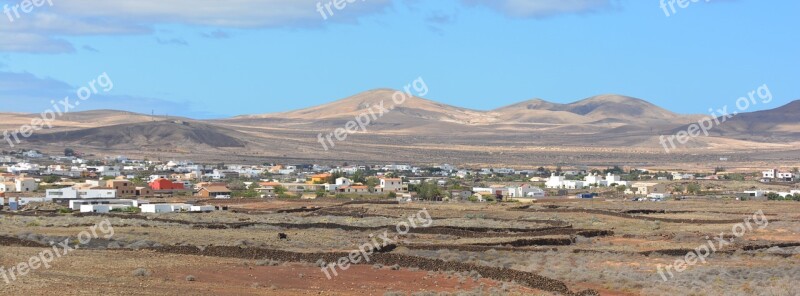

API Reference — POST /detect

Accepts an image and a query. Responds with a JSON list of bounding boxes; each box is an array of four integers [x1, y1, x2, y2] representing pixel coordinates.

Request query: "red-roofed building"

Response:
[[149, 178, 185, 190]]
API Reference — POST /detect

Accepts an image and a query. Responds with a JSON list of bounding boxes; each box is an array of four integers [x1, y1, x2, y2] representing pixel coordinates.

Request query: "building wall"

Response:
[[108, 180, 136, 196], [15, 179, 38, 192]]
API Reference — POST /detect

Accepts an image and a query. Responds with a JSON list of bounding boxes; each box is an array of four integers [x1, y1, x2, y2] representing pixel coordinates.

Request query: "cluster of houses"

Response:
[[472, 184, 545, 201], [253, 173, 408, 198], [761, 169, 795, 183], [2, 150, 799, 206], [545, 173, 629, 189], [0, 173, 38, 193]]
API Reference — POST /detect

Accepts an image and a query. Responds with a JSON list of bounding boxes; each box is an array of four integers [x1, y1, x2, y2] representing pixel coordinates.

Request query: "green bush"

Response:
[[278, 193, 297, 199], [110, 206, 142, 213]]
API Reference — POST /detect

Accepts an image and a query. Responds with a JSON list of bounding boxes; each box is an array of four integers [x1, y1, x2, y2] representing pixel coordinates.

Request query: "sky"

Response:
[[0, 0, 797, 118]]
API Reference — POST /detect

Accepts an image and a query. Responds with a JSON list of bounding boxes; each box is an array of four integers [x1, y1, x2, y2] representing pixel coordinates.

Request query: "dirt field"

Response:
[[1, 198, 799, 295]]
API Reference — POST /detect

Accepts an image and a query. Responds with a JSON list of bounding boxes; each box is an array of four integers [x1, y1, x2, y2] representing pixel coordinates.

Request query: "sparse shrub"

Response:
[[185, 275, 196, 281], [110, 206, 141, 213], [132, 268, 151, 277], [256, 259, 281, 266]]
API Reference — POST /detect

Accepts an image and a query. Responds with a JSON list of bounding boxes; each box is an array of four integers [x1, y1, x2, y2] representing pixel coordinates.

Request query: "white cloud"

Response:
[[461, 0, 616, 18], [0, 0, 393, 53], [0, 0, 619, 54]]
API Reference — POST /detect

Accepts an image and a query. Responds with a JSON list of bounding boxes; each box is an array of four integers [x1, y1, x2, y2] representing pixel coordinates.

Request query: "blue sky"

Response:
[[0, 0, 797, 118]]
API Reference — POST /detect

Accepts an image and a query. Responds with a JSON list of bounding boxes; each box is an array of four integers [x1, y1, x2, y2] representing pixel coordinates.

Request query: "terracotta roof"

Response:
[[202, 186, 231, 193]]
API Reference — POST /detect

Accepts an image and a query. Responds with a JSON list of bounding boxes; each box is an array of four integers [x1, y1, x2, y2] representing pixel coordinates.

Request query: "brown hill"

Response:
[[28, 120, 247, 149], [492, 94, 685, 125], [671, 100, 800, 140], [237, 89, 496, 125]]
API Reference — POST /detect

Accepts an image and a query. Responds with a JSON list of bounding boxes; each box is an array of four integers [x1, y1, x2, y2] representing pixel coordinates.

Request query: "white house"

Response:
[[0, 182, 15, 193], [743, 190, 768, 198], [382, 165, 412, 171], [148, 175, 169, 182], [584, 174, 602, 185], [190, 205, 216, 212], [472, 187, 493, 195], [629, 183, 667, 195], [762, 169, 795, 182], [140, 204, 192, 213], [14, 178, 38, 192], [206, 169, 227, 180], [7, 163, 40, 174], [335, 177, 352, 186], [379, 178, 406, 192], [508, 184, 545, 198], [673, 173, 695, 180], [494, 168, 516, 174], [602, 173, 627, 187], [80, 204, 132, 213], [47, 188, 117, 200], [71, 199, 145, 211], [87, 166, 121, 177], [545, 174, 566, 189], [23, 150, 44, 158]]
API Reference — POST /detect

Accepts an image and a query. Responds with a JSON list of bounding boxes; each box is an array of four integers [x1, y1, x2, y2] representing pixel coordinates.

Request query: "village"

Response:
[[0, 149, 798, 213]]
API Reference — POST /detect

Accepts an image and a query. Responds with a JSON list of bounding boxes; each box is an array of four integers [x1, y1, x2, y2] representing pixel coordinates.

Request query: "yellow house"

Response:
[[307, 173, 332, 184]]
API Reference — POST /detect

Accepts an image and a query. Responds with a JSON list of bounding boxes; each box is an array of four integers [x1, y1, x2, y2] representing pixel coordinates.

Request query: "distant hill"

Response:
[[492, 94, 687, 125], [7, 91, 799, 164], [672, 100, 800, 140], [238, 89, 495, 125], [28, 120, 247, 148]]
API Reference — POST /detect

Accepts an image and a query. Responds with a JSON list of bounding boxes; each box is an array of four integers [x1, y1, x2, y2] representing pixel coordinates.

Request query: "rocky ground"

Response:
[[0, 198, 799, 295]]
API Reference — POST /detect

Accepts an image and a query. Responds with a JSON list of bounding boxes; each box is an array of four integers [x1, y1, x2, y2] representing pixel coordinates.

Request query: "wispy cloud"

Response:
[[461, 0, 617, 18], [0, 71, 219, 118], [156, 37, 189, 46], [82, 45, 100, 52], [0, 0, 392, 54], [201, 30, 230, 39], [425, 10, 457, 34]]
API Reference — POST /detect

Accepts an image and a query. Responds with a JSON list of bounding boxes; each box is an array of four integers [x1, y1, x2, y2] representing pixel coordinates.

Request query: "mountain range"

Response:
[[2, 90, 798, 166]]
